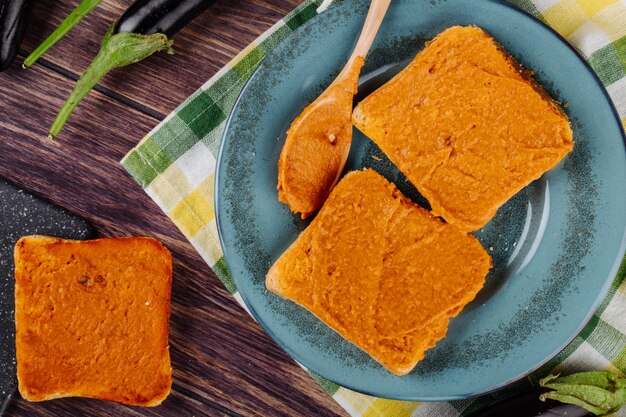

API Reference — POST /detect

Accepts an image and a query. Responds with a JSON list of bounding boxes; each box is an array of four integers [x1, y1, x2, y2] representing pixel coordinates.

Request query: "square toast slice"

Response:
[[267, 169, 492, 375], [352, 26, 573, 232], [14, 236, 172, 406]]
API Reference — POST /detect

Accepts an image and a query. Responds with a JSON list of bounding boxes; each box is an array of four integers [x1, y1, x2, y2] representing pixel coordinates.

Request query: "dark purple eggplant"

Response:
[[47, 0, 217, 139], [0, 0, 35, 71], [470, 371, 626, 417], [115, 0, 216, 38], [467, 390, 592, 417]]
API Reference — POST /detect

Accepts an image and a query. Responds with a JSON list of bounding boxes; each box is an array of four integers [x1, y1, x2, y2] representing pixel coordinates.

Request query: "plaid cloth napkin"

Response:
[[121, 0, 626, 415]]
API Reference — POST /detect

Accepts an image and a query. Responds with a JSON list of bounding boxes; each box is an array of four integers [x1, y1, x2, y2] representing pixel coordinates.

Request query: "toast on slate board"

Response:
[[14, 236, 172, 406], [267, 169, 492, 375], [352, 26, 573, 232], [0, 178, 94, 415]]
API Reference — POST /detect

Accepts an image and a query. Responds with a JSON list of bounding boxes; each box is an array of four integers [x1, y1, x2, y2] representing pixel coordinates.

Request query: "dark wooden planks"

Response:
[[0, 63, 347, 417], [6, 388, 235, 417], [19, 0, 302, 116]]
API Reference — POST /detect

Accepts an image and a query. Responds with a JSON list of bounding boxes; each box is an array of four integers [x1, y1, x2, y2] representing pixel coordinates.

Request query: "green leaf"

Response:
[[23, 0, 104, 68]]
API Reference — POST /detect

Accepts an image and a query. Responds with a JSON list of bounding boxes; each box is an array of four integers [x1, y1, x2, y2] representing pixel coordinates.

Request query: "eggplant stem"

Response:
[[23, 0, 104, 68], [540, 371, 626, 416], [48, 27, 173, 139]]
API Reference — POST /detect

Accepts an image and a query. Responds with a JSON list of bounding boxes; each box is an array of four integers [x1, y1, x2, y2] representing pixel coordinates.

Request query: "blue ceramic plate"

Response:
[[215, 0, 626, 400]]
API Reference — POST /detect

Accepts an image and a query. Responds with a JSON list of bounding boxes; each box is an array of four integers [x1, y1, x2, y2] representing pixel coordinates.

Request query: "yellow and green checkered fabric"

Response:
[[121, 0, 626, 415]]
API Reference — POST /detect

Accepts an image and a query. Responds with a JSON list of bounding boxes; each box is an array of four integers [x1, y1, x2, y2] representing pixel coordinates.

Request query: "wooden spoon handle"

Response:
[[353, 0, 391, 57], [337, 0, 391, 80]]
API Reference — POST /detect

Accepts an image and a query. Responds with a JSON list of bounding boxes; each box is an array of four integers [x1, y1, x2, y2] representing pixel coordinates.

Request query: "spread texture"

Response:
[[352, 26, 573, 232], [14, 236, 172, 406], [278, 57, 365, 218], [267, 169, 492, 375]]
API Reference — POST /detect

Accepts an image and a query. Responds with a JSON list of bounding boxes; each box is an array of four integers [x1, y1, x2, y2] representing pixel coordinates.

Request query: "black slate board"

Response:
[[0, 179, 94, 415]]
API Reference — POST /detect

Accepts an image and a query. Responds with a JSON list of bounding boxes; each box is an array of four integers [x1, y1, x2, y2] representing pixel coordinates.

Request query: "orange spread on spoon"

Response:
[[277, 57, 365, 218]]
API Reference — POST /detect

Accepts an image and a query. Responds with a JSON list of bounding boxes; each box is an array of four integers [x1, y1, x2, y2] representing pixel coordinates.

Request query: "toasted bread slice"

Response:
[[267, 169, 491, 375], [14, 236, 172, 406], [352, 26, 573, 232]]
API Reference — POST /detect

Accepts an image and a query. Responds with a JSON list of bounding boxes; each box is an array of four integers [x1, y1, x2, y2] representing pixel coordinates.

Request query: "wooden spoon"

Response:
[[277, 0, 391, 218]]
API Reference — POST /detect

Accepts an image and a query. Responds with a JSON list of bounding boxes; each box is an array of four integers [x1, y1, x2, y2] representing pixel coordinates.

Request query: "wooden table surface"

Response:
[[0, 1, 348, 416]]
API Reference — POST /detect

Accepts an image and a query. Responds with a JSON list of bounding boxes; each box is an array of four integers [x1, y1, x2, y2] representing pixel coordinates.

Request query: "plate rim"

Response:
[[214, 0, 626, 400]]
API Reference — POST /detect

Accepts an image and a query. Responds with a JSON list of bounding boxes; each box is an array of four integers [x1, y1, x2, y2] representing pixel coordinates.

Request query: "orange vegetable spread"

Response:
[[267, 169, 492, 375], [14, 236, 172, 406], [278, 56, 365, 218], [352, 26, 573, 232]]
